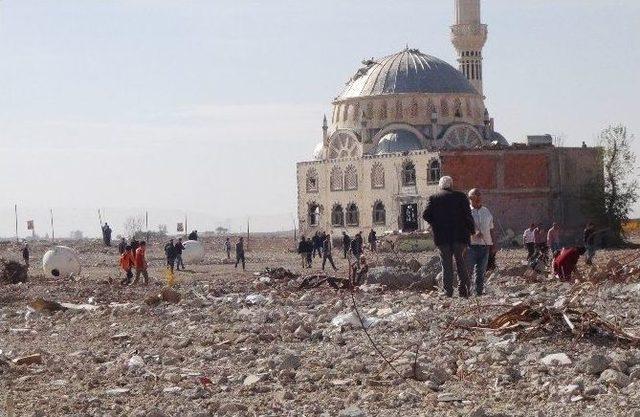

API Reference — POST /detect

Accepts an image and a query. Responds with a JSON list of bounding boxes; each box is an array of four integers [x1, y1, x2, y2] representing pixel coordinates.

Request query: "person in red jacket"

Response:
[[553, 246, 586, 281], [119, 245, 135, 285], [132, 241, 149, 285]]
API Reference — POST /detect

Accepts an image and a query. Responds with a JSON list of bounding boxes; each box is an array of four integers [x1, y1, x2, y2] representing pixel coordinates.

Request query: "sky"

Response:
[[0, 0, 638, 238]]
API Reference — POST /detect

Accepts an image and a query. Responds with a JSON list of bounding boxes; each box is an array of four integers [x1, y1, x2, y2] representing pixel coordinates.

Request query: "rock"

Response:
[[12, 354, 43, 366], [331, 311, 379, 329], [406, 258, 421, 272], [245, 294, 269, 305], [163, 372, 181, 384], [111, 333, 130, 341], [580, 354, 610, 375], [105, 388, 130, 395], [243, 373, 266, 386], [161, 288, 181, 303], [469, 407, 487, 417], [365, 267, 435, 290], [338, 406, 365, 417], [540, 353, 572, 366], [163, 386, 182, 393], [437, 392, 462, 402], [293, 325, 310, 340], [30, 298, 66, 312], [146, 409, 168, 417], [278, 353, 301, 370], [127, 355, 144, 369], [599, 369, 630, 388]]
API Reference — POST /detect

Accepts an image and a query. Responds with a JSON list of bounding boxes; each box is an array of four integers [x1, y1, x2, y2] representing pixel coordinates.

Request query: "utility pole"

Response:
[[14, 204, 18, 242], [246, 218, 250, 252], [50, 209, 55, 241]]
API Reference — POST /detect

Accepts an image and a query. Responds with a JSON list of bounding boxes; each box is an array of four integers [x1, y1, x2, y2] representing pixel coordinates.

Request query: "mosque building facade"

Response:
[[296, 0, 602, 237]]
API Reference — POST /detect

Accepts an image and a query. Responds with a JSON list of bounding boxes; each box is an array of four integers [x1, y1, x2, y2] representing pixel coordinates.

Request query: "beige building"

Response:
[[296, 0, 602, 238]]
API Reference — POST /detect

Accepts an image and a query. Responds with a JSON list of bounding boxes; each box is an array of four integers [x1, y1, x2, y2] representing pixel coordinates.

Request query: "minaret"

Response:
[[451, 0, 488, 95], [322, 114, 328, 145]]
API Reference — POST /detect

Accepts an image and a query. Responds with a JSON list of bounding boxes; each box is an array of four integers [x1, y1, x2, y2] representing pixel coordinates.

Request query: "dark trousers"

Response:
[[343, 247, 349, 259], [525, 243, 535, 260], [235, 253, 246, 270], [306, 252, 312, 268], [312, 246, 322, 258], [175, 255, 184, 270], [121, 269, 133, 285], [322, 254, 337, 271], [467, 245, 490, 295], [437, 242, 470, 297]]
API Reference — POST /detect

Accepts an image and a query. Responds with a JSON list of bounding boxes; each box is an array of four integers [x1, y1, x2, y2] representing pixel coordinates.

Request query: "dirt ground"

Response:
[[1, 235, 639, 417]]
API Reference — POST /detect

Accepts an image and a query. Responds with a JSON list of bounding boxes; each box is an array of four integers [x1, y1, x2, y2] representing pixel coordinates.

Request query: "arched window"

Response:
[[410, 100, 418, 118], [379, 101, 387, 120], [306, 168, 319, 193], [371, 162, 385, 189], [331, 204, 344, 227], [428, 159, 441, 184], [402, 161, 416, 186], [345, 203, 359, 226], [426, 99, 436, 118], [440, 97, 449, 117], [367, 102, 374, 120], [342, 104, 349, 122], [353, 103, 360, 122], [373, 201, 386, 225], [453, 98, 462, 118], [308, 202, 320, 227], [330, 166, 343, 191], [344, 165, 358, 190], [395, 100, 403, 119]]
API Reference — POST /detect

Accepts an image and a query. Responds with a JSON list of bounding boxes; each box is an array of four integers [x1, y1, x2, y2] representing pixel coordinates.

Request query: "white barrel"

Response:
[[181, 240, 204, 263], [42, 246, 82, 278]]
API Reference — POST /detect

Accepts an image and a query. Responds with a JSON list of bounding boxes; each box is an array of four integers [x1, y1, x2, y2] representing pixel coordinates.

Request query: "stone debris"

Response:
[[12, 353, 43, 366], [1, 237, 640, 416]]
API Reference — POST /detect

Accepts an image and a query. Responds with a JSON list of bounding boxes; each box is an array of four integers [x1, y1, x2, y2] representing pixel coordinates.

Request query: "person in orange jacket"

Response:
[[119, 245, 135, 285], [132, 241, 149, 285]]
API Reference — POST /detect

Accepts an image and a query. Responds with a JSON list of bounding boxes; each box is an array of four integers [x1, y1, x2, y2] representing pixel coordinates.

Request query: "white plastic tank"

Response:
[[181, 240, 205, 263], [42, 246, 82, 278]]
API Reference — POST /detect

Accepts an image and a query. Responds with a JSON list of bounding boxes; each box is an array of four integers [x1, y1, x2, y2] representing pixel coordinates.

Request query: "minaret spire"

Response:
[[451, 0, 488, 95]]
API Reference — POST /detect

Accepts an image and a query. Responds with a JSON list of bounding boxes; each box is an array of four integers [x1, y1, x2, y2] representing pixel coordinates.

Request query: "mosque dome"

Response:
[[375, 130, 423, 155], [338, 48, 478, 100]]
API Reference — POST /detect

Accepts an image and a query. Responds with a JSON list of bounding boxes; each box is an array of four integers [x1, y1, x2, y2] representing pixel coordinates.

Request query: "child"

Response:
[[119, 245, 135, 285]]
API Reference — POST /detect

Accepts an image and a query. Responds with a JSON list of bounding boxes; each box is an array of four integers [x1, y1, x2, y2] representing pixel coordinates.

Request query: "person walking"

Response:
[[547, 223, 561, 254], [119, 245, 135, 285], [164, 239, 177, 273], [132, 241, 149, 285], [312, 232, 322, 258], [322, 235, 338, 271], [368, 229, 377, 252], [235, 237, 246, 270], [467, 188, 495, 296], [22, 244, 29, 268], [298, 236, 309, 268], [351, 232, 363, 259], [584, 222, 596, 265], [174, 238, 185, 270], [118, 238, 127, 255], [423, 176, 475, 298], [342, 232, 351, 259], [224, 237, 232, 259], [523, 223, 536, 260]]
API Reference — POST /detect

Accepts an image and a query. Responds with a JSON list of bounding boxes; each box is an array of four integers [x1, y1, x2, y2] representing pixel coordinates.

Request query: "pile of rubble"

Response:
[[0, 258, 28, 284]]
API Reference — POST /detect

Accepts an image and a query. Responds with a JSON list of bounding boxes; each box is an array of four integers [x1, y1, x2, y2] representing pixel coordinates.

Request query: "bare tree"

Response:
[[123, 216, 145, 239], [583, 125, 638, 244]]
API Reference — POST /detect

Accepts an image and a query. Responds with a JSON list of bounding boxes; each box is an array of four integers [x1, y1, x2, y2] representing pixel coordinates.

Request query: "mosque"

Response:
[[296, 0, 602, 237]]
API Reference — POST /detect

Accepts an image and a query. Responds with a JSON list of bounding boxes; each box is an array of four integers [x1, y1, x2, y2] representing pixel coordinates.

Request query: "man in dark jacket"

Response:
[[235, 237, 246, 270], [118, 238, 127, 255], [423, 176, 475, 297], [164, 239, 177, 272], [174, 238, 185, 270], [188, 230, 198, 241], [351, 232, 363, 259], [342, 232, 351, 259]]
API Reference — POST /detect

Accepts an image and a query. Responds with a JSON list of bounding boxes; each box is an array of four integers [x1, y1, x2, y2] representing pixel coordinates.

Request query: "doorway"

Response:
[[401, 203, 418, 232]]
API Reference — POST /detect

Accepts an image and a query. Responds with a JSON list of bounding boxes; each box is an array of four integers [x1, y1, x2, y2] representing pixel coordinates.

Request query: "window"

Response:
[[410, 100, 418, 118], [402, 161, 416, 186], [367, 102, 374, 120], [395, 100, 403, 119], [345, 203, 359, 226], [426, 99, 436, 118], [428, 159, 441, 184], [331, 204, 344, 227], [344, 165, 358, 190], [308, 203, 320, 227], [454, 98, 462, 118], [353, 103, 360, 121], [373, 201, 386, 225], [371, 162, 385, 189], [330, 166, 343, 191], [379, 101, 388, 119], [306, 168, 319, 193], [440, 98, 449, 117]]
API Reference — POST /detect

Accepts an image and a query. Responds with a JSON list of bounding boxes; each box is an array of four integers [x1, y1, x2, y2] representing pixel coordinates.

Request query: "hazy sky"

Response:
[[0, 0, 638, 238]]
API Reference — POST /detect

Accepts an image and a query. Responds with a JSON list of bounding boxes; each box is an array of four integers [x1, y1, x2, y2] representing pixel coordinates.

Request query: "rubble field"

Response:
[[1, 235, 640, 417]]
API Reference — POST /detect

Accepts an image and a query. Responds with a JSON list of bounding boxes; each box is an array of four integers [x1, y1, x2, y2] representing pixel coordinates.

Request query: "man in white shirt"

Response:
[[468, 188, 496, 296], [522, 223, 536, 260]]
